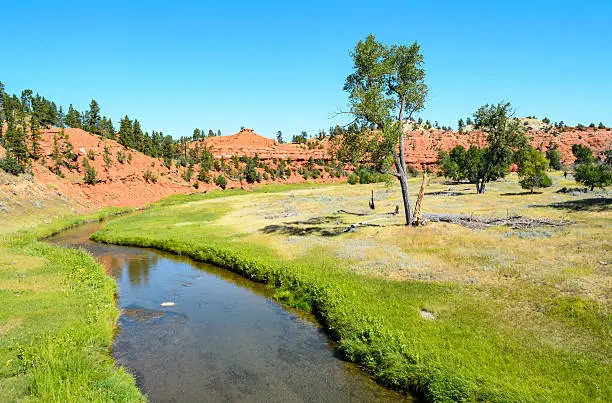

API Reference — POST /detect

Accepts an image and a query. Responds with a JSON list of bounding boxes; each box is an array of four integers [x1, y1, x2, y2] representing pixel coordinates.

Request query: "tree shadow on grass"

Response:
[[261, 215, 348, 237], [502, 191, 543, 196], [531, 198, 611, 212], [261, 224, 347, 237]]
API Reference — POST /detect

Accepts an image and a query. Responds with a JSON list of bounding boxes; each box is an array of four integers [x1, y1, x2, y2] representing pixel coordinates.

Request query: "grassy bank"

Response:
[[0, 208, 144, 401], [91, 174, 611, 401]]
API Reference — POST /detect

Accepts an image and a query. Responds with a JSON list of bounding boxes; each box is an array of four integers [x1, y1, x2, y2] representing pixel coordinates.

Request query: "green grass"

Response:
[[0, 209, 144, 402], [91, 175, 611, 402]]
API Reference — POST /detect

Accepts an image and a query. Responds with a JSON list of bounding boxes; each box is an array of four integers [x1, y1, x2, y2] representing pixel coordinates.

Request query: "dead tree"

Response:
[[412, 172, 428, 226]]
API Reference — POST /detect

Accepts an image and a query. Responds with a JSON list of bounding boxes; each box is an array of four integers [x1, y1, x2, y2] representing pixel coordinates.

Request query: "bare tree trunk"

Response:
[[413, 172, 427, 225], [398, 171, 412, 225]]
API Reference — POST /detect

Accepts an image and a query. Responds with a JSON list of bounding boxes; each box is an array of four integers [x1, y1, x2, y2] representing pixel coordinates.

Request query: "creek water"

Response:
[[48, 222, 409, 402]]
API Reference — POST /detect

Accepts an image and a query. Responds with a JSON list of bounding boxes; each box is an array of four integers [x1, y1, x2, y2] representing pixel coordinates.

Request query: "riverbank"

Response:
[[92, 175, 611, 401], [0, 209, 144, 401]]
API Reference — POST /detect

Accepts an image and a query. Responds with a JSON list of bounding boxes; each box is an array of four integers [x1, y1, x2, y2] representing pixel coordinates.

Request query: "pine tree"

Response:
[[118, 115, 134, 148], [29, 115, 43, 160], [132, 119, 144, 151], [87, 99, 101, 134], [52, 133, 63, 176], [65, 104, 82, 128], [103, 145, 112, 172]]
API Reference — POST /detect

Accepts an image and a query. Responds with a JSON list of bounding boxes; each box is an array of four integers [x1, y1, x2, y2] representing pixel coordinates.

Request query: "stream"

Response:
[[48, 222, 409, 402]]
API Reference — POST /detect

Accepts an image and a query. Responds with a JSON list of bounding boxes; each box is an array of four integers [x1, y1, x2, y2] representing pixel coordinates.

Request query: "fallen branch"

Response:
[[423, 213, 572, 230], [338, 209, 369, 216]]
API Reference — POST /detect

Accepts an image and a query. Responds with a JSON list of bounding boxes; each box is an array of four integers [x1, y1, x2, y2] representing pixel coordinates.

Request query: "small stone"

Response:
[[160, 302, 176, 307], [420, 309, 435, 320]]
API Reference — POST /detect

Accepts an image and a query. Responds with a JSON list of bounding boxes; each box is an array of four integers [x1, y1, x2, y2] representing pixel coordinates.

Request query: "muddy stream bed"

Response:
[[48, 222, 409, 402]]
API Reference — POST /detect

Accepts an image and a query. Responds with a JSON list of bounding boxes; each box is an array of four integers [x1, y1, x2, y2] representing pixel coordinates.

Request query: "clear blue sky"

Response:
[[1, 1, 610, 139]]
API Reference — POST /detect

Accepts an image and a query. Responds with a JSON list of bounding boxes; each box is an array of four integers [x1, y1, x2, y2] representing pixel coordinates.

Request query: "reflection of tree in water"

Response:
[[126, 254, 158, 286]]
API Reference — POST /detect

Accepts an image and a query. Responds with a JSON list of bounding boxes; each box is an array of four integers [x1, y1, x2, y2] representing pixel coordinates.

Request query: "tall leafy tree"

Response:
[[571, 144, 594, 164], [471, 102, 526, 193], [517, 148, 552, 192], [335, 34, 428, 225]]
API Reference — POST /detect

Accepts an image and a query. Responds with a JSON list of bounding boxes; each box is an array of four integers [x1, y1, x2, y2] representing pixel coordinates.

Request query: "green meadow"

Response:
[[0, 209, 144, 402]]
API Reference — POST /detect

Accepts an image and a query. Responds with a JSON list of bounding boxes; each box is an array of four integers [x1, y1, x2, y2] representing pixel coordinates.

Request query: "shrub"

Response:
[[215, 174, 227, 190], [347, 173, 358, 184], [83, 160, 98, 184], [355, 166, 389, 184], [0, 154, 25, 175], [116, 150, 126, 164], [244, 159, 258, 184], [86, 149, 95, 160], [182, 164, 194, 182], [545, 148, 563, 170], [143, 169, 157, 183], [193, 180, 199, 189]]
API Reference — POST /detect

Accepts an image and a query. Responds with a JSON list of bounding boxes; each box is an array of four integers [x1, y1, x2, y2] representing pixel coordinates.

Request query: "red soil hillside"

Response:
[[26, 128, 194, 208], [403, 127, 611, 168], [3, 125, 610, 209], [198, 127, 611, 169], [199, 128, 329, 161]]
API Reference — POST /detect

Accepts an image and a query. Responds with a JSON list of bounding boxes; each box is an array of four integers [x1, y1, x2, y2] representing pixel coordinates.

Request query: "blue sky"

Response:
[[1, 1, 610, 139]]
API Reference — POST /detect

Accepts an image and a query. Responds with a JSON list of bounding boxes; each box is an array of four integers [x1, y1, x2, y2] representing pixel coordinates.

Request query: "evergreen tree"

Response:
[[217, 129, 221, 137], [82, 159, 98, 184], [208, 129, 215, 137], [87, 99, 101, 134], [118, 115, 134, 148], [132, 119, 144, 151], [276, 130, 284, 144], [29, 115, 43, 159], [65, 104, 82, 128], [51, 133, 63, 176]]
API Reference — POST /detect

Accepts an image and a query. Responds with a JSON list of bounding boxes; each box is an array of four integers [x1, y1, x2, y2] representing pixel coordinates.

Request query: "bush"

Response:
[[355, 166, 389, 184], [116, 150, 126, 164], [244, 160, 258, 184], [143, 169, 157, 183], [215, 174, 227, 190], [545, 148, 563, 170], [182, 164, 194, 182], [0, 154, 26, 175], [193, 180, 199, 189], [347, 173, 358, 185], [86, 149, 95, 160], [83, 160, 98, 185]]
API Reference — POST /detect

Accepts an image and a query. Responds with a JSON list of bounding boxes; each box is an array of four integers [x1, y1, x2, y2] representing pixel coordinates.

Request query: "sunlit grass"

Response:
[[0, 210, 144, 401]]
